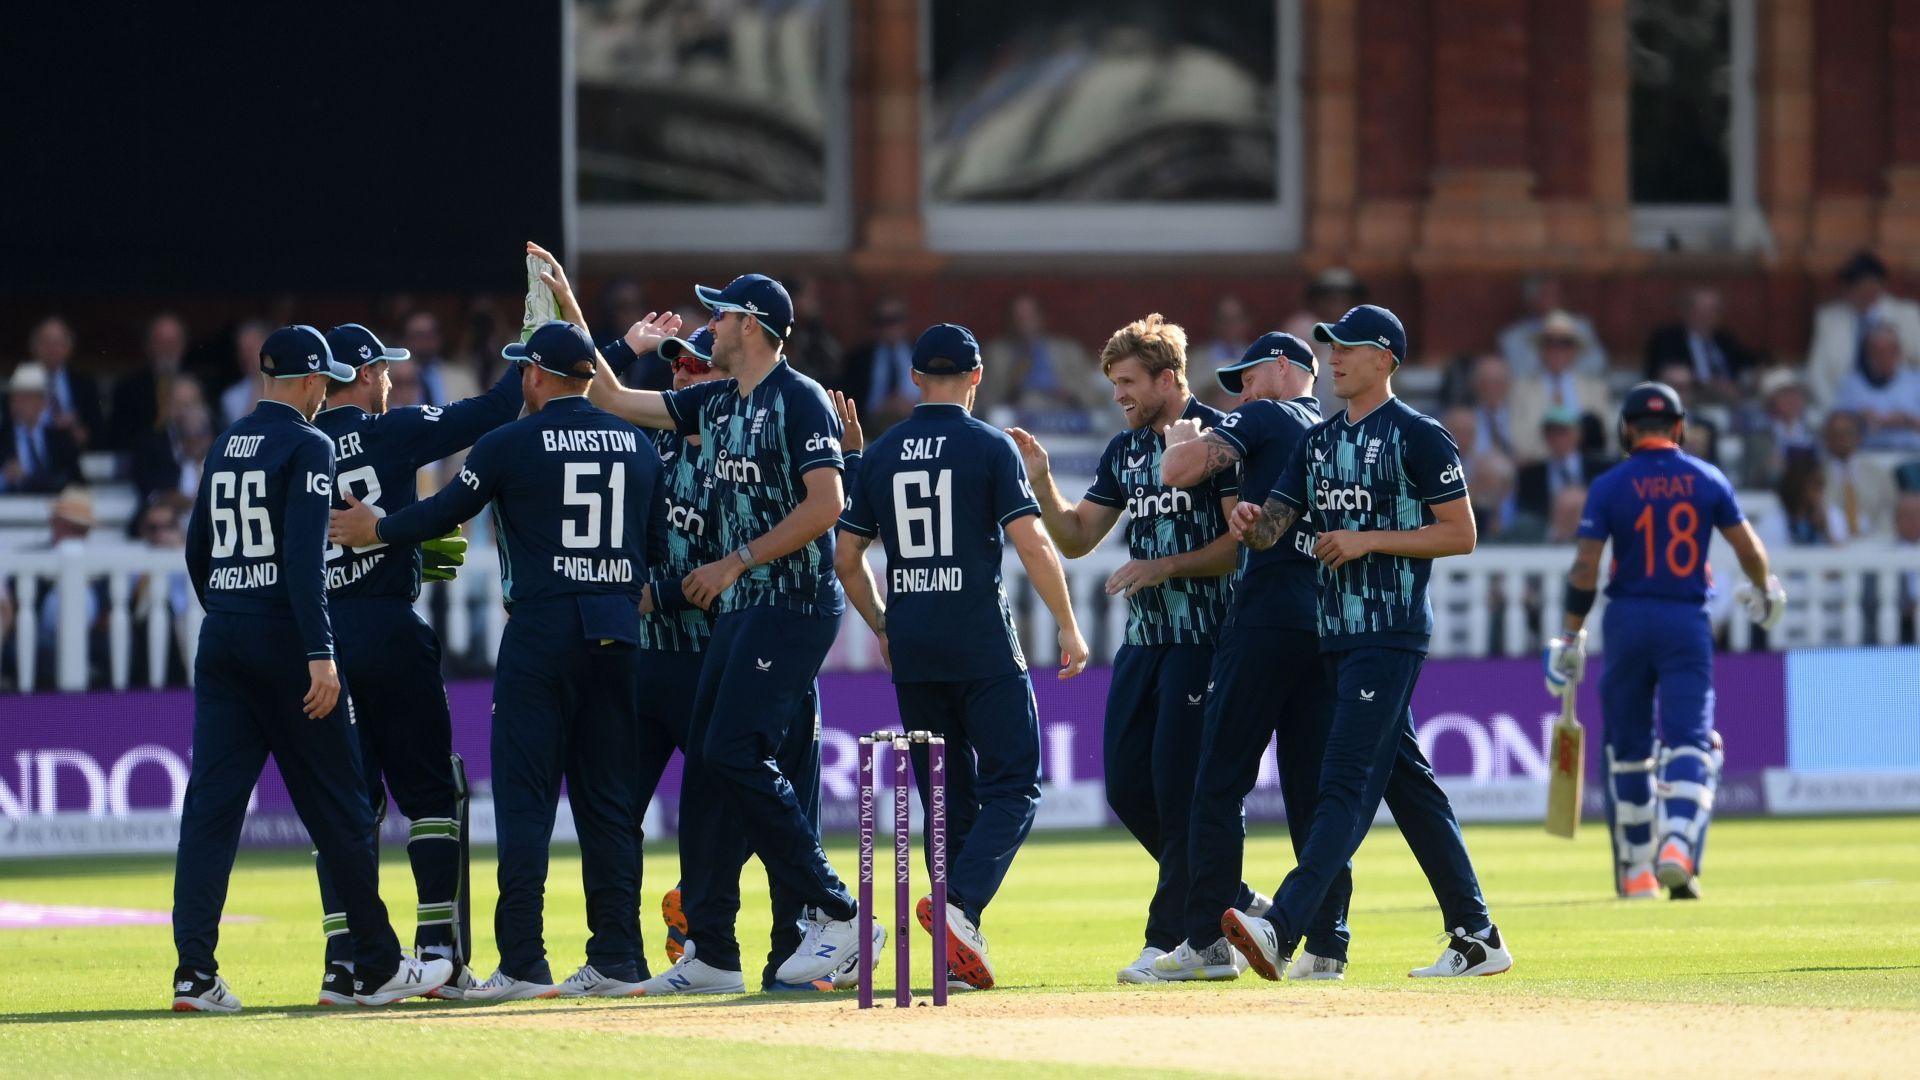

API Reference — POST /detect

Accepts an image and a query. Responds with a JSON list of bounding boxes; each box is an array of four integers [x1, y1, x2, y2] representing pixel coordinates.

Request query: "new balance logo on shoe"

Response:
[[174, 981, 193, 993], [814, 944, 836, 958], [668, 974, 690, 989]]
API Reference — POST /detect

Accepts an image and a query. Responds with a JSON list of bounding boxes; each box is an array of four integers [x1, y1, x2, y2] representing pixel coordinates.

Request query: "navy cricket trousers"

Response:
[[897, 671, 1043, 925], [679, 605, 849, 973], [174, 613, 401, 984], [1105, 642, 1258, 952], [1269, 647, 1490, 949], [1184, 624, 1351, 959], [490, 599, 642, 984], [316, 599, 461, 962]]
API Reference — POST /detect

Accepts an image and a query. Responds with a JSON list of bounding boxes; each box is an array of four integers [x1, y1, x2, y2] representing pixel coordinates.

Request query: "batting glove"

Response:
[[421, 529, 468, 583], [1734, 575, 1787, 631], [1543, 629, 1587, 698]]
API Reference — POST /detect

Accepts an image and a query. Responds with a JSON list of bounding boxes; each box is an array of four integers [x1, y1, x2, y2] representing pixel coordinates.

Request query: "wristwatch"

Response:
[[736, 545, 756, 570]]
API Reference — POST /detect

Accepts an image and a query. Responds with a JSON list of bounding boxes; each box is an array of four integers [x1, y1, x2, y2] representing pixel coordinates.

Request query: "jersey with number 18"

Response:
[[1576, 441, 1743, 605]]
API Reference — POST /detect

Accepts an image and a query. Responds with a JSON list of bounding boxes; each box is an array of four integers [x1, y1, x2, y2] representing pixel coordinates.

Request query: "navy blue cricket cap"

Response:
[[911, 323, 981, 375], [501, 320, 598, 378], [1620, 381, 1686, 422], [260, 325, 355, 382], [325, 323, 410, 370], [1313, 304, 1407, 366], [696, 274, 793, 341], [658, 326, 716, 365], [1217, 331, 1315, 394]]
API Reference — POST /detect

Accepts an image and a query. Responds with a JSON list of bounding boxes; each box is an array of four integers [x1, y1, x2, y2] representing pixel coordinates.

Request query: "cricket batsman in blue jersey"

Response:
[[1223, 304, 1513, 979], [1545, 382, 1784, 899], [837, 323, 1091, 991]]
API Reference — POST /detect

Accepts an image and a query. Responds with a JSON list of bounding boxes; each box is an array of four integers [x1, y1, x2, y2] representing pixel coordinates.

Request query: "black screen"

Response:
[[6, 1, 564, 294]]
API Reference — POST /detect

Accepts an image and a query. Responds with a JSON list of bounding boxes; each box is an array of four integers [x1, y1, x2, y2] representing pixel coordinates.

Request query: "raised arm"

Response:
[[1006, 514, 1090, 679], [1005, 426, 1122, 557], [525, 240, 681, 429], [1160, 419, 1241, 488]]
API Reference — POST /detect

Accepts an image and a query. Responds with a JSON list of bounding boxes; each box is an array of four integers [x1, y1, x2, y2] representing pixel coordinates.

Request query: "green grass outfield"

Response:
[[1, 817, 1917, 1076]]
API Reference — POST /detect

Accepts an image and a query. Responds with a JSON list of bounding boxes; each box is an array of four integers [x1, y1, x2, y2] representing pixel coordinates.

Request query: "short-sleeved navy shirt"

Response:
[[1577, 443, 1743, 605], [1213, 395, 1321, 631], [1085, 397, 1239, 646], [1269, 397, 1466, 653]]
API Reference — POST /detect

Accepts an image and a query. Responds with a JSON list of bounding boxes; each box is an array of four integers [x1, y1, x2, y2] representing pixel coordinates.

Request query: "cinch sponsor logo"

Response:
[[1127, 486, 1192, 518], [667, 502, 706, 536], [1439, 463, 1465, 486], [1315, 481, 1372, 512], [712, 450, 763, 484], [804, 432, 839, 453]]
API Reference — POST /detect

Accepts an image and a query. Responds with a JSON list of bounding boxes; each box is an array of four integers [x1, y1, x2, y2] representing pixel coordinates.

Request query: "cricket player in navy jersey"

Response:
[[1008, 313, 1269, 985], [1224, 304, 1514, 979], [1546, 383, 1784, 899], [306, 319, 525, 1003], [836, 323, 1092, 991], [331, 315, 667, 1002], [1153, 332, 1354, 982], [600, 320, 838, 993], [173, 326, 451, 1012], [585, 271, 867, 993]]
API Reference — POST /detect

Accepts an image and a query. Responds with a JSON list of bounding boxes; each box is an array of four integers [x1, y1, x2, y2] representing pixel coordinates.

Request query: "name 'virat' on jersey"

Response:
[[1086, 397, 1239, 646], [1270, 397, 1467, 653], [1576, 442, 1743, 605]]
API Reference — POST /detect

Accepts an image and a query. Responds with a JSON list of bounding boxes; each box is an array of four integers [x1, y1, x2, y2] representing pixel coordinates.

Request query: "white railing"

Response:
[[6, 539, 1920, 691]]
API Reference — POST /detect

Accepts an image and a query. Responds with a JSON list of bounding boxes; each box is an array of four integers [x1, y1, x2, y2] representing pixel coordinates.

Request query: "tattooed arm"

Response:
[[1161, 425, 1242, 488], [1229, 497, 1301, 551]]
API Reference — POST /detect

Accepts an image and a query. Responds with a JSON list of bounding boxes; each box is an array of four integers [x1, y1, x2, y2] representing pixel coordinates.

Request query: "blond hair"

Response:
[[1099, 313, 1189, 391]]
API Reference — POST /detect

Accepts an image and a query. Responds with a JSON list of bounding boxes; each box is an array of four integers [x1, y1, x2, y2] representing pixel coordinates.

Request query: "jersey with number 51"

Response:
[[370, 396, 664, 608], [185, 400, 340, 660], [1577, 441, 1743, 605]]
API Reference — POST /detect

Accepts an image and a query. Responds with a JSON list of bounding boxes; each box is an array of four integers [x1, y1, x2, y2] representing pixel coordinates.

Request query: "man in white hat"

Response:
[[2, 363, 84, 494]]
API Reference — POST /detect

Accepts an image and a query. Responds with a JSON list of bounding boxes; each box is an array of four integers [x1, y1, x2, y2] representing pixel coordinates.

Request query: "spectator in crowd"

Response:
[[1653, 360, 1721, 465], [107, 312, 189, 451], [16, 316, 103, 451], [1285, 267, 1367, 411], [1822, 410, 1897, 539], [1509, 311, 1611, 462], [130, 381, 213, 518], [131, 499, 193, 687], [215, 320, 271, 428], [1762, 451, 1847, 548], [1499, 273, 1608, 376], [1195, 295, 1253, 410], [435, 300, 496, 405], [978, 293, 1104, 415], [388, 357, 427, 410], [1807, 251, 1920, 411], [400, 310, 452, 405], [1, 363, 84, 494], [1741, 367, 1820, 489], [1836, 322, 1920, 452], [1465, 351, 1519, 462], [843, 295, 917, 431], [1514, 407, 1613, 523], [1468, 449, 1517, 541], [598, 277, 648, 344], [1643, 286, 1752, 403], [1442, 403, 1515, 497], [30, 487, 107, 687], [786, 275, 848, 393]]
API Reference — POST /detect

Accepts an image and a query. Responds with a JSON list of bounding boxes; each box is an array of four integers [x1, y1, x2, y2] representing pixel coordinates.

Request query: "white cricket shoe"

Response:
[[557, 963, 646, 998], [1408, 925, 1513, 978], [171, 971, 242, 1013], [1245, 889, 1274, 918], [637, 955, 747, 996], [1286, 950, 1347, 981], [827, 922, 888, 991], [1117, 946, 1169, 984], [1220, 908, 1287, 982], [466, 968, 560, 1002], [355, 954, 454, 1006], [1150, 939, 1247, 981], [918, 896, 995, 990], [773, 906, 862, 986], [425, 964, 478, 1000]]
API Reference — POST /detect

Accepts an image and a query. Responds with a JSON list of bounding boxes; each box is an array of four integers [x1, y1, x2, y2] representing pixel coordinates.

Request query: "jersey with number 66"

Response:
[[185, 399, 340, 659], [313, 365, 524, 602], [839, 402, 1041, 683], [370, 396, 663, 608], [1576, 441, 1742, 605]]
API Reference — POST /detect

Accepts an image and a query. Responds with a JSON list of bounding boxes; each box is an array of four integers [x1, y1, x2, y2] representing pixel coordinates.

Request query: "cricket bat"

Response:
[[1544, 690, 1584, 839]]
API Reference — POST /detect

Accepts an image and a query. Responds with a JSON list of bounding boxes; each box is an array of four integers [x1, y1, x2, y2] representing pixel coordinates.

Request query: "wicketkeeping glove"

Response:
[[420, 529, 468, 583], [1734, 574, 1788, 631], [1543, 629, 1587, 698]]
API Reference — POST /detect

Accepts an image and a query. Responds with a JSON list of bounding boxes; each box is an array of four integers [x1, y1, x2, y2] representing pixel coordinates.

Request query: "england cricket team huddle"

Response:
[[169, 243, 1787, 1011]]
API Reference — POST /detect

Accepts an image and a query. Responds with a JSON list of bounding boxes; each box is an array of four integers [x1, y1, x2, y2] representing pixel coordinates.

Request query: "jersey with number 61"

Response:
[[1576, 441, 1742, 605], [839, 403, 1041, 683], [313, 366, 524, 602], [185, 399, 340, 660], [370, 396, 663, 608]]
